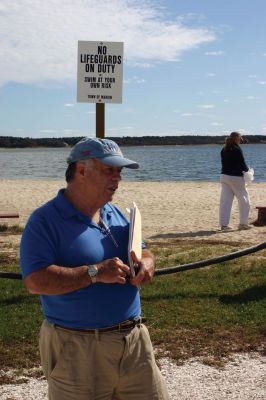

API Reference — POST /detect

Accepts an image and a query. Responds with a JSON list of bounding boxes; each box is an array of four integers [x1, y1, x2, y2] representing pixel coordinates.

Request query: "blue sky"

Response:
[[0, 0, 266, 138]]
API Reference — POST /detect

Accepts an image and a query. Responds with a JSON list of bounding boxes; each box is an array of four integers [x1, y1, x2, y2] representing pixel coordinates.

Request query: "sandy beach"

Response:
[[0, 179, 265, 245]]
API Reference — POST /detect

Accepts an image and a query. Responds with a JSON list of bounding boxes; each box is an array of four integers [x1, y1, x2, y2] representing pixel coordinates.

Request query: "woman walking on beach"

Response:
[[219, 131, 252, 231]]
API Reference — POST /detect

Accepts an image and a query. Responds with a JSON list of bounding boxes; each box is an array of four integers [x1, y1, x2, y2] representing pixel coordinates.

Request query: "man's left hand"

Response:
[[129, 249, 155, 286]]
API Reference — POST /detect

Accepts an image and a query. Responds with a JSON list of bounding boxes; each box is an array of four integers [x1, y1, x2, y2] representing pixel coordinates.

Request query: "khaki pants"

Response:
[[39, 320, 169, 400]]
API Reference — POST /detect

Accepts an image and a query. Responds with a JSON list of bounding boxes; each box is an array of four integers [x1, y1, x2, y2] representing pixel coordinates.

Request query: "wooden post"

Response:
[[96, 103, 105, 138], [253, 206, 266, 226]]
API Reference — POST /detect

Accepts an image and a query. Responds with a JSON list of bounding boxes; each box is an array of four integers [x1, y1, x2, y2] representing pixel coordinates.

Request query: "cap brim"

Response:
[[97, 155, 139, 169]]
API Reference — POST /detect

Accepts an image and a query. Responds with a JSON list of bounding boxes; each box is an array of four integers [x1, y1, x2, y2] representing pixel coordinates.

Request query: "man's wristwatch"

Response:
[[87, 264, 98, 284]]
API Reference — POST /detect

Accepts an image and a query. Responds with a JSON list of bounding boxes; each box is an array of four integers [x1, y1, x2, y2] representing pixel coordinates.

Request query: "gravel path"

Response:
[[1, 353, 265, 400]]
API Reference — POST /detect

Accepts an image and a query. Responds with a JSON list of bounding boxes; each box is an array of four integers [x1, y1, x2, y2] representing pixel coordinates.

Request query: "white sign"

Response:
[[77, 41, 124, 103]]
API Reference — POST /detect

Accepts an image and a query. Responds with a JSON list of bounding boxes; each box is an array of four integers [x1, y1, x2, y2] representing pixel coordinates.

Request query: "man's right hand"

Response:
[[96, 257, 131, 284]]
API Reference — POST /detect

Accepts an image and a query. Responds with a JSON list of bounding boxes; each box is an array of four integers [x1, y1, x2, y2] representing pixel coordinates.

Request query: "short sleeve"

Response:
[[20, 213, 57, 278]]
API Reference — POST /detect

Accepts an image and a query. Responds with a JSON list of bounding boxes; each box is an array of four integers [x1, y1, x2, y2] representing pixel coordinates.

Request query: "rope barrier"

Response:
[[0, 271, 22, 279], [0, 242, 265, 280], [154, 241, 266, 276]]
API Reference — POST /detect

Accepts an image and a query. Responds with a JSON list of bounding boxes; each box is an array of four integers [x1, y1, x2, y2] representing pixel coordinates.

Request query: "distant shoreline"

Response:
[[0, 135, 266, 148]]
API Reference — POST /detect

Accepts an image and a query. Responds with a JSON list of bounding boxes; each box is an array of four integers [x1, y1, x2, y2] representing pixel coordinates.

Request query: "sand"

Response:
[[0, 179, 265, 245]]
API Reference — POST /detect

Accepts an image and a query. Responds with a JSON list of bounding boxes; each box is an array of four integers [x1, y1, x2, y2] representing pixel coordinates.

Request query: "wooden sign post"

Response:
[[77, 41, 124, 138], [96, 103, 105, 139]]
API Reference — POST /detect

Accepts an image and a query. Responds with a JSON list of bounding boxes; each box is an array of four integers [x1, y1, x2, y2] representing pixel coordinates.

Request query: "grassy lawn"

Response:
[[0, 232, 265, 383], [144, 240, 266, 364]]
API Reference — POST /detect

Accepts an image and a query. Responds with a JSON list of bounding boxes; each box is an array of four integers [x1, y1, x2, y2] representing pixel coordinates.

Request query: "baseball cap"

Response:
[[67, 137, 139, 169]]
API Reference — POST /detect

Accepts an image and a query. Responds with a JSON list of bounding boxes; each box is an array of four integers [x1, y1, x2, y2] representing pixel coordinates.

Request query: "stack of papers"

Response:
[[127, 203, 142, 276]]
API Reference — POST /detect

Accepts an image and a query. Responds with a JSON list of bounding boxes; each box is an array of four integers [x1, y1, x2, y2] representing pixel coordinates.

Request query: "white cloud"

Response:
[[39, 130, 60, 134], [63, 130, 82, 136], [211, 122, 222, 126], [197, 104, 215, 109], [205, 50, 224, 56], [245, 96, 258, 100], [39, 129, 80, 135], [0, 0, 215, 86], [107, 126, 134, 131], [180, 113, 193, 117], [64, 103, 74, 107], [206, 72, 216, 77], [259, 81, 266, 85], [125, 61, 155, 69], [124, 76, 146, 84]]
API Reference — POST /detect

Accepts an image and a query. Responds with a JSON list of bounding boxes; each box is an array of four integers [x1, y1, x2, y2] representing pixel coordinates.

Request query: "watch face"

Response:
[[88, 265, 98, 277]]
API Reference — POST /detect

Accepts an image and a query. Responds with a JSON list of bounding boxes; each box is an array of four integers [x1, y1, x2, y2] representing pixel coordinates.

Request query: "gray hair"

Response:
[[65, 158, 95, 182], [80, 159, 94, 169]]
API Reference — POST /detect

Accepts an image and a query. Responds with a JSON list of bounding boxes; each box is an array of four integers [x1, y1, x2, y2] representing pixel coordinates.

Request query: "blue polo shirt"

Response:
[[20, 189, 141, 329]]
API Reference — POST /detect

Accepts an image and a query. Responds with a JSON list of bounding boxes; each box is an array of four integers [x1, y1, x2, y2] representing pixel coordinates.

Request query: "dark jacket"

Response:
[[221, 144, 249, 176]]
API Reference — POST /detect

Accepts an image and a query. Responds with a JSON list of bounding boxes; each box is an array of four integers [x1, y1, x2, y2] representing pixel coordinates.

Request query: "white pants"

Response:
[[219, 174, 250, 226]]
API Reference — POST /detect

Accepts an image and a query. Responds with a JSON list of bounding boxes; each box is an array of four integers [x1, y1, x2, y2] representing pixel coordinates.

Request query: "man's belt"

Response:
[[54, 317, 146, 334]]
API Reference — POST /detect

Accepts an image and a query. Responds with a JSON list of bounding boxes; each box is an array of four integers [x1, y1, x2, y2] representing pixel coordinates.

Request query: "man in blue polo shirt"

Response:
[[20, 137, 169, 400]]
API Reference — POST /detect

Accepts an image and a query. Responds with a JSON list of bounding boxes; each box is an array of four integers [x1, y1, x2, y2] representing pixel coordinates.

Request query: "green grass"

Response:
[[0, 239, 265, 382], [143, 240, 266, 362]]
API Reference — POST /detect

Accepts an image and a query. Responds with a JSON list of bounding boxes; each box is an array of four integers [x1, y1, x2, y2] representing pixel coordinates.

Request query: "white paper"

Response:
[[127, 203, 142, 277]]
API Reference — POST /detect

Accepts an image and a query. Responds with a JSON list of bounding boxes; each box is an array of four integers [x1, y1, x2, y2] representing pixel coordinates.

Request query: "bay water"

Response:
[[0, 144, 265, 182]]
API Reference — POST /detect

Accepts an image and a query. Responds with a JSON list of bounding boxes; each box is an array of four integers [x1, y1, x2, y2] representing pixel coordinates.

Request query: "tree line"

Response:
[[0, 135, 265, 148]]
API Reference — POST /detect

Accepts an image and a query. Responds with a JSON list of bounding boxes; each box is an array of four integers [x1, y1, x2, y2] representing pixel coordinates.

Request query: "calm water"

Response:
[[0, 144, 265, 182]]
